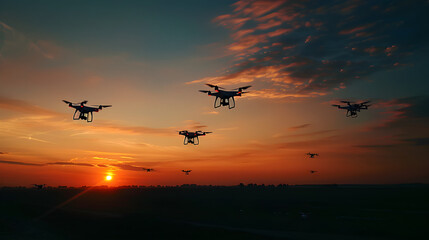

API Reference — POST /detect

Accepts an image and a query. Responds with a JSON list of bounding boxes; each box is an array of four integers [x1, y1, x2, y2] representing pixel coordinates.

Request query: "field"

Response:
[[1, 184, 428, 239]]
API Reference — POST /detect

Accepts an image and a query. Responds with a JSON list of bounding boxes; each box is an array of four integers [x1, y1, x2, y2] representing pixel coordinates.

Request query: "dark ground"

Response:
[[1, 184, 428, 240]]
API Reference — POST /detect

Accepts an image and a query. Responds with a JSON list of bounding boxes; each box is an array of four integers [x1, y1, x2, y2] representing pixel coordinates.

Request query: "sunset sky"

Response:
[[1, 0, 429, 187]]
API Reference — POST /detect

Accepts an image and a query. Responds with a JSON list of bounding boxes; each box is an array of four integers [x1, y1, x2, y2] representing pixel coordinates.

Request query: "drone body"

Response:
[[199, 84, 251, 109], [63, 100, 111, 122], [142, 168, 154, 172], [178, 130, 211, 145], [310, 170, 318, 174], [182, 170, 192, 175], [332, 100, 371, 118], [306, 152, 319, 158]]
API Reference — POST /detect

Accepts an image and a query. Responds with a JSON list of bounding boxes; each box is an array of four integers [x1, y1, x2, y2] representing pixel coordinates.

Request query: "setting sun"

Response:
[[105, 175, 112, 181]]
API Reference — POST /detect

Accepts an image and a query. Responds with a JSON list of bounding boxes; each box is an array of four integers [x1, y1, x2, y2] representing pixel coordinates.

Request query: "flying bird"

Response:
[[182, 170, 192, 175]]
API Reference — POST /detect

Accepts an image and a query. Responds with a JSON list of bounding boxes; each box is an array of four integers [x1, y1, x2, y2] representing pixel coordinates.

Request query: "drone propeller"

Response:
[[332, 104, 341, 107], [80, 100, 88, 105], [98, 105, 112, 109], [340, 100, 352, 104], [234, 85, 252, 91], [62, 100, 72, 104], [199, 90, 211, 94], [206, 84, 224, 89], [359, 101, 371, 105]]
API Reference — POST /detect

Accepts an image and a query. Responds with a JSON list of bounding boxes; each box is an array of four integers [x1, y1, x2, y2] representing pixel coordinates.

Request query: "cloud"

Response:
[[288, 124, 311, 131], [0, 159, 153, 172], [0, 160, 44, 166], [47, 162, 95, 167], [401, 138, 429, 146], [190, 0, 429, 100], [182, 120, 208, 131], [109, 163, 148, 172], [0, 96, 60, 116]]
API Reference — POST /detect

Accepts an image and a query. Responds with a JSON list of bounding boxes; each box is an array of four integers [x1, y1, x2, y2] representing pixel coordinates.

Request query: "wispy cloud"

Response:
[[288, 124, 311, 131], [0, 159, 44, 166], [0, 159, 154, 172]]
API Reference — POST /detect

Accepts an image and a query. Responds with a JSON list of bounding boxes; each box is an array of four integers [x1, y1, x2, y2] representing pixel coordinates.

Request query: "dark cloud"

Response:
[[46, 162, 95, 167], [110, 163, 148, 172], [0, 160, 44, 166], [0, 159, 150, 172], [401, 138, 429, 146], [194, 0, 429, 99], [0, 152, 6, 154]]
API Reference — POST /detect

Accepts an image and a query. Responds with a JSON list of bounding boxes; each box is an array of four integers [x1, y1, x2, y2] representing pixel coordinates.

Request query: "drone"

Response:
[[332, 100, 371, 118], [178, 130, 212, 145], [199, 84, 251, 109], [306, 152, 319, 158], [142, 168, 155, 172], [310, 170, 318, 174], [182, 170, 192, 175], [63, 100, 112, 122], [33, 184, 46, 189]]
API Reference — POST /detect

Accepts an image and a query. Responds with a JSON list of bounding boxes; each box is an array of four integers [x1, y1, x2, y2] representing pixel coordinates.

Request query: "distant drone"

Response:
[[33, 184, 46, 189], [199, 84, 251, 109], [332, 100, 371, 118], [178, 130, 212, 145], [182, 170, 192, 175], [306, 152, 319, 158], [63, 100, 112, 122], [142, 168, 154, 172], [310, 170, 318, 174]]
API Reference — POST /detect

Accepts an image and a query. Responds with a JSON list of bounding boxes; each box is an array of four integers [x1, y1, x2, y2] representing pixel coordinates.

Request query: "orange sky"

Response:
[[1, 0, 429, 186]]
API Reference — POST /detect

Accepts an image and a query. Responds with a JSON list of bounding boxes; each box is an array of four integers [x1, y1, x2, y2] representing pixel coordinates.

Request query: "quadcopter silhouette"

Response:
[[332, 100, 371, 118], [306, 152, 319, 158], [63, 100, 112, 122], [310, 170, 318, 174], [182, 170, 192, 175], [199, 84, 251, 109], [33, 184, 46, 189], [142, 168, 155, 172], [178, 130, 211, 145]]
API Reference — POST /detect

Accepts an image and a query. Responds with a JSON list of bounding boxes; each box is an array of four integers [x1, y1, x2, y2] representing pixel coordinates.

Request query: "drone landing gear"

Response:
[[346, 110, 358, 118], [73, 110, 93, 122], [214, 97, 235, 109], [184, 136, 199, 145]]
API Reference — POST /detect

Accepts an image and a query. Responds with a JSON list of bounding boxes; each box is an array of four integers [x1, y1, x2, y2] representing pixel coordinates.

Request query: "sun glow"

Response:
[[105, 175, 112, 181]]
